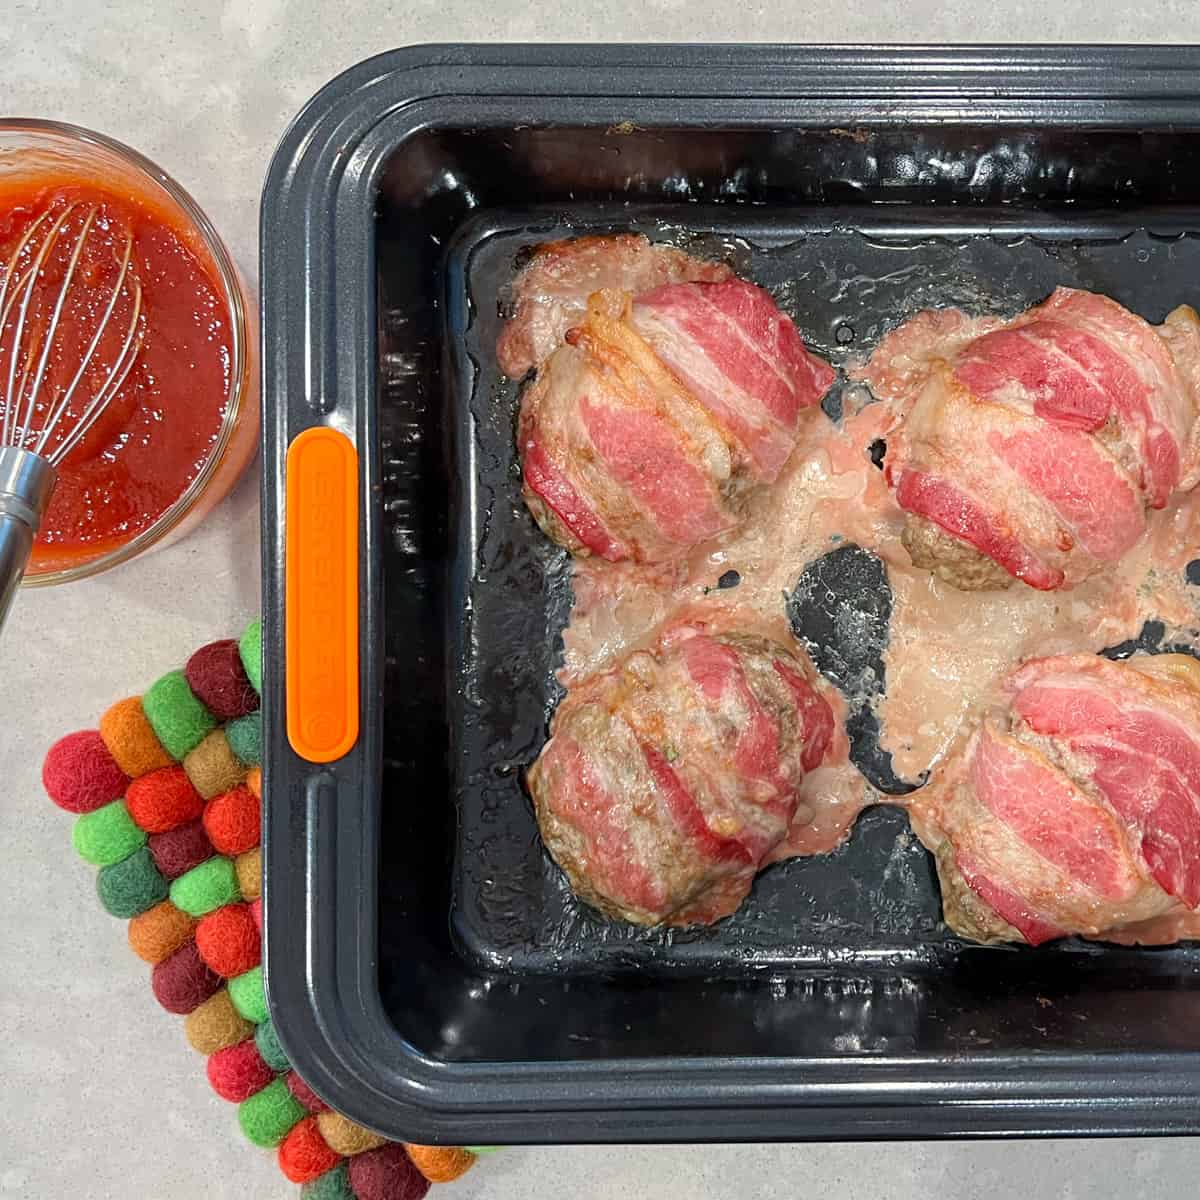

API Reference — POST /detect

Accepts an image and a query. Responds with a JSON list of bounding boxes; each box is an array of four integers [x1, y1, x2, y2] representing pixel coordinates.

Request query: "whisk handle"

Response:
[[0, 448, 56, 634]]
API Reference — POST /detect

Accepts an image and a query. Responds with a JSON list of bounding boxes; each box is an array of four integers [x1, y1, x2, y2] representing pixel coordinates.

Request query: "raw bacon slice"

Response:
[[497, 233, 731, 379], [894, 468, 1065, 592], [633, 278, 836, 480], [971, 725, 1143, 904]]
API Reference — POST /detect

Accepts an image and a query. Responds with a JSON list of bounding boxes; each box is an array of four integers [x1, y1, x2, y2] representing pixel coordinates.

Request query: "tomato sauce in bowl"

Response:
[[0, 122, 258, 581]]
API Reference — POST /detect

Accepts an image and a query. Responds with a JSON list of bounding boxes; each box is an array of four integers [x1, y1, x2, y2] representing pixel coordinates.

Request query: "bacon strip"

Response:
[[971, 727, 1141, 901], [894, 468, 1064, 590], [634, 278, 835, 480], [521, 438, 627, 561]]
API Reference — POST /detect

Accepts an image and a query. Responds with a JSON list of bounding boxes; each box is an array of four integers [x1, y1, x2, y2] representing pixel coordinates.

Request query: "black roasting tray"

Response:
[[261, 45, 1200, 1143]]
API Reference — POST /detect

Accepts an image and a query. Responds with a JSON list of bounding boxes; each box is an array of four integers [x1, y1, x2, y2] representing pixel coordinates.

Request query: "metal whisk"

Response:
[[0, 203, 143, 630]]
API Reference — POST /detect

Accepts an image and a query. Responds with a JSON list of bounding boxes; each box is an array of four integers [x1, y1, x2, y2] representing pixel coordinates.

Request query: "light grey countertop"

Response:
[[6, 5, 1200, 1197]]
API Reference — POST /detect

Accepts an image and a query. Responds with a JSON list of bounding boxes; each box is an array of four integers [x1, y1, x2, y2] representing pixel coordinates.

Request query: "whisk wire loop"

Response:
[[0, 202, 142, 459]]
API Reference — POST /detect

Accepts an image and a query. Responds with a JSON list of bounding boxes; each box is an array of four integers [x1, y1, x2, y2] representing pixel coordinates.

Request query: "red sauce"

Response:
[[0, 174, 233, 571]]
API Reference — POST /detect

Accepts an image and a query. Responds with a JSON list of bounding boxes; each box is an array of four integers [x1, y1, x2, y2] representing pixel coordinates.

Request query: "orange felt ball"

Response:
[[403, 1145, 477, 1183], [126, 766, 205, 834], [246, 767, 261, 798], [195, 902, 261, 978], [279, 1116, 341, 1184], [127, 901, 197, 964], [99, 697, 174, 778], [203, 785, 261, 856]]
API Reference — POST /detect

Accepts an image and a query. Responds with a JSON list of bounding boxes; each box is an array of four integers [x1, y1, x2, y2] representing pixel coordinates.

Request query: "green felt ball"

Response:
[[97, 846, 168, 918], [143, 670, 217, 760], [224, 712, 262, 767], [73, 800, 147, 867], [302, 1163, 354, 1200], [255, 1018, 290, 1072], [466, 1146, 501, 1154], [239, 620, 263, 696], [229, 965, 267, 1024], [237, 1076, 305, 1148], [169, 855, 239, 917]]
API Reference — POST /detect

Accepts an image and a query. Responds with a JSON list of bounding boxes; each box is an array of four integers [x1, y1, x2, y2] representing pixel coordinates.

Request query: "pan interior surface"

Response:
[[371, 121, 1200, 1066]]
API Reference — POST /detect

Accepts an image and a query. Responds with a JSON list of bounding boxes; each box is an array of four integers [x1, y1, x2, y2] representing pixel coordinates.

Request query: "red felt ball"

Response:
[[195, 902, 261, 979], [42, 730, 129, 814], [126, 766, 205, 834], [286, 1071, 330, 1114], [186, 639, 259, 721], [151, 939, 222, 1014], [348, 1144, 431, 1200], [203, 785, 261, 856], [250, 897, 263, 933], [148, 819, 215, 880], [278, 1116, 341, 1184], [206, 1036, 275, 1102]]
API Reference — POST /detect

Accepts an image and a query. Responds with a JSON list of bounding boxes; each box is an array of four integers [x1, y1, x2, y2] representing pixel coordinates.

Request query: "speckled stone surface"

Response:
[[7, 4, 1200, 1197]]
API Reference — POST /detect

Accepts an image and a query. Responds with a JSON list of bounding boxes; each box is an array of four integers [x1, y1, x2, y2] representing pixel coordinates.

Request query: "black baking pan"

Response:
[[260, 44, 1200, 1143]]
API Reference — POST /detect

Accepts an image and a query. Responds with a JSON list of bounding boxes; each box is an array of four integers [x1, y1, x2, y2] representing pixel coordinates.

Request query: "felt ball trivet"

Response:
[[204, 784, 261, 855], [402, 1146, 476, 1185], [241, 1076, 309, 1148], [42, 618, 482, 1197], [100, 696, 175, 776], [142, 669, 218, 759], [238, 621, 263, 694], [236, 846, 264, 900], [186, 639, 260, 721], [229, 964, 269, 1024]]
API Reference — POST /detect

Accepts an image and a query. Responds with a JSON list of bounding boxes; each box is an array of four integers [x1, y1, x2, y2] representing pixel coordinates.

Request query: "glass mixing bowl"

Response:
[[0, 119, 259, 584]]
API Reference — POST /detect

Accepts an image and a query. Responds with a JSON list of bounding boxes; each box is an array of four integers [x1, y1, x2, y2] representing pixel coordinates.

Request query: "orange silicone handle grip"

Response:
[[285, 426, 359, 763]]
